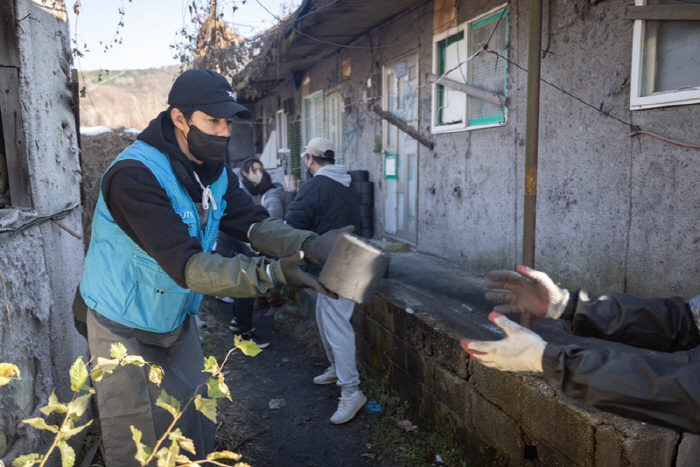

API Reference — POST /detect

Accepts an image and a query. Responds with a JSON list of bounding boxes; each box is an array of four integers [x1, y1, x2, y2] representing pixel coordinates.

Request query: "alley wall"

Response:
[[0, 0, 87, 463], [251, 0, 700, 299]]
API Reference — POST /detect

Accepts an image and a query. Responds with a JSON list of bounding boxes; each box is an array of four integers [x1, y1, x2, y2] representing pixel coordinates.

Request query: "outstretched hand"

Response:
[[278, 251, 338, 299], [460, 312, 546, 373], [483, 265, 569, 319]]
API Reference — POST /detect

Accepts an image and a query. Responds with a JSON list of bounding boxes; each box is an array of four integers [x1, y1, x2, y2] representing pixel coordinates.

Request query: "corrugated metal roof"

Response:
[[236, 0, 427, 101]]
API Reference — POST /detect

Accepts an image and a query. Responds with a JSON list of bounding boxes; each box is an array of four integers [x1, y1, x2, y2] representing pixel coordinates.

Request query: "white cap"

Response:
[[303, 137, 335, 159]]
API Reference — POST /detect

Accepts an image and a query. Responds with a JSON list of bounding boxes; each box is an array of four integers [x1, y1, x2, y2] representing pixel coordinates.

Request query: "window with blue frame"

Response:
[[431, 5, 509, 133]]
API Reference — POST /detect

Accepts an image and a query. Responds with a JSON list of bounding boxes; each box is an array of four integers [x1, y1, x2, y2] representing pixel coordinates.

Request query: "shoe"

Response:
[[330, 390, 367, 425], [216, 296, 234, 304], [313, 366, 338, 385], [240, 332, 269, 349], [264, 306, 282, 317], [229, 318, 254, 334]]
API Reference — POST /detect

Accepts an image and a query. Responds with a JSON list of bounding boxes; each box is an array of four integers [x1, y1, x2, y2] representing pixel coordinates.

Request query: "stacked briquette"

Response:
[[348, 170, 373, 239]]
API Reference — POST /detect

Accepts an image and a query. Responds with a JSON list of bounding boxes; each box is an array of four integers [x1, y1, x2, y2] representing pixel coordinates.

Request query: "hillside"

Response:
[[77, 66, 182, 130]]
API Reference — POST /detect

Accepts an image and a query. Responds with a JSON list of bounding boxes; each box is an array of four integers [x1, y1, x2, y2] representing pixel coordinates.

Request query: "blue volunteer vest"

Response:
[[80, 140, 228, 332]]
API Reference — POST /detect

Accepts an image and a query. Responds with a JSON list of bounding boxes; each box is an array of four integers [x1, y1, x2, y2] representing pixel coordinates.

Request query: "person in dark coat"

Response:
[[465, 265, 700, 433], [286, 137, 363, 425]]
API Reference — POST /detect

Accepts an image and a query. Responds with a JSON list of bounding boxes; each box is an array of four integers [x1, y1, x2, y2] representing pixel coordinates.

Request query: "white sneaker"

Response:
[[313, 366, 338, 385], [330, 390, 367, 425]]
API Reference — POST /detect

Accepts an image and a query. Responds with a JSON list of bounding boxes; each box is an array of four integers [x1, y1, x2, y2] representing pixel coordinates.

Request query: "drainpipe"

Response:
[[522, 0, 543, 329]]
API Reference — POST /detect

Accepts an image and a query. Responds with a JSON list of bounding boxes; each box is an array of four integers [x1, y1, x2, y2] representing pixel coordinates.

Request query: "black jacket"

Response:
[[285, 170, 361, 235], [542, 289, 700, 432], [100, 111, 269, 288]]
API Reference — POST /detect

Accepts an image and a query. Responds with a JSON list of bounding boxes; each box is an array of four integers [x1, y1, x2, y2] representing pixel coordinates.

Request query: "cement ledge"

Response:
[[349, 251, 695, 467]]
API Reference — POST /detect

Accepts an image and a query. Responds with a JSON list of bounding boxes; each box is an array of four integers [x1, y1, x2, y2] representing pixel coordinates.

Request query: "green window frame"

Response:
[[432, 6, 509, 133]]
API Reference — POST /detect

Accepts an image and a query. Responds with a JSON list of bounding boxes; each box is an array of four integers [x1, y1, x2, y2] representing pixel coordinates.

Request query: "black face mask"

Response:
[[186, 123, 230, 166]]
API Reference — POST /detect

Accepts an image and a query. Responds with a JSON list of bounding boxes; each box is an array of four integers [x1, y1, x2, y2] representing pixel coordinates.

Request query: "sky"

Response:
[[67, 0, 298, 71]]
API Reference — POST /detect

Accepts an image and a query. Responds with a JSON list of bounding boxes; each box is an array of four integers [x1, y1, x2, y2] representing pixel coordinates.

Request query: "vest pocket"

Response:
[[129, 255, 191, 332]]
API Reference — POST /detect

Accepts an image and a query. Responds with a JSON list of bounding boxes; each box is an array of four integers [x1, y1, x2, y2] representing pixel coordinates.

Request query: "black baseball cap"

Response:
[[168, 69, 253, 120]]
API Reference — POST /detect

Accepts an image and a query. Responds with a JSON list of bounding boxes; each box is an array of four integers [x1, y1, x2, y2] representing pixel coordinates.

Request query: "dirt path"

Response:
[[198, 296, 407, 467]]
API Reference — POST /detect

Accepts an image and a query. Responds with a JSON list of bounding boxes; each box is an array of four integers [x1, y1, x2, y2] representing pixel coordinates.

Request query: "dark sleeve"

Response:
[[102, 161, 202, 288], [560, 289, 700, 352], [218, 168, 269, 242], [542, 344, 700, 433], [285, 182, 316, 230]]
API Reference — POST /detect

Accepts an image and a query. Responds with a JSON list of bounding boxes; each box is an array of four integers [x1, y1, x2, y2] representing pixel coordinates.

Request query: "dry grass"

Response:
[[80, 130, 138, 249]]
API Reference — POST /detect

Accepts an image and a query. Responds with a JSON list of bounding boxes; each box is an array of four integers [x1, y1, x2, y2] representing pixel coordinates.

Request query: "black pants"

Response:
[[214, 231, 256, 334]]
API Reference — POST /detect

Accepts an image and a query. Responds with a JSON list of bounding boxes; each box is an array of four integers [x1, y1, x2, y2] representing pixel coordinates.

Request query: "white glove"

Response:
[[460, 312, 546, 373], [484, 265, 569, 319]]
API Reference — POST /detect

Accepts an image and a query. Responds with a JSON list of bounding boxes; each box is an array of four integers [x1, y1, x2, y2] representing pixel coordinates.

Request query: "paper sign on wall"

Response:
[[384, 154, 397, 180]]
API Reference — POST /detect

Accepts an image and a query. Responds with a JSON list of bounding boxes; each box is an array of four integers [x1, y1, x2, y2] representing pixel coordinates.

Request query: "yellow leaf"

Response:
[[91, 357, 119, 382], [22, 417, 59, 433], [149, 365, 164, 386], [130, 426, 152, 466], [67, 394, 92, 420], [60, 420, 92, 440], [39, 391, 68, 416], [110, 342, 128, 360], [0, 363, 20, 387], [202, 355, 220, 375], [207, 450, 243, 461], [11, 453, 43, 467], [194, 395, 217, 424], [123, 355, 147, 367], [236, 339, 262, 357], [205, 376, 230, 400], [69, 357, 89, 392], [156, 390, 180, 419], [56, 439, 76, 467]]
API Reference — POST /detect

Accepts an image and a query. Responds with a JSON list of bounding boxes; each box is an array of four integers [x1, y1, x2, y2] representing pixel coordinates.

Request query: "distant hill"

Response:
[[77, 65, 182, 131]]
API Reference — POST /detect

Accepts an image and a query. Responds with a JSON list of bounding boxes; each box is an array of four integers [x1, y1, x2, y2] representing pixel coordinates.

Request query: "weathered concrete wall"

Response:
[[251, 0, 700, 298], [0, 0, 87, 464]]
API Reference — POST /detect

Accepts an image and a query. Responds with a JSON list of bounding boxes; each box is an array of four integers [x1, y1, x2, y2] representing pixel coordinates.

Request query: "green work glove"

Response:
[[278, 251, 338, 299]]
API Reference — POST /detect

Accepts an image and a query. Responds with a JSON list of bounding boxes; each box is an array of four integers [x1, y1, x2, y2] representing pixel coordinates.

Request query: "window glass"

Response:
[[642, 21, 700, 96], [468, 12, 508, 125], [432, 6, 509, 133]]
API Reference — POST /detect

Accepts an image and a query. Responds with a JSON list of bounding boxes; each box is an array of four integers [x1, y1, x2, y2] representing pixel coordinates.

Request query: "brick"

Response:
[[595, 425, 623, 467], [472, 363, 524, 421], [622, 428, 677, 467], [533, 440, 579, 467], [471, 394, 523, 462], [676, 433, 700, 467], [522, 381, 595, 465], [434, 365, 470, 423], [405, 343, 435, 394]]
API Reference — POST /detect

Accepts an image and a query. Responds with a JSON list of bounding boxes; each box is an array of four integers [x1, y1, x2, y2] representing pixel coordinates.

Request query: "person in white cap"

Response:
[[74, 70, 348, 465], [286, 137, 365, 424]]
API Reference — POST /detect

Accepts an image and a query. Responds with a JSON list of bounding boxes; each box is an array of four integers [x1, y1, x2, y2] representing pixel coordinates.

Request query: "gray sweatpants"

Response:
[[86, 310, 214, 467], [315, 294, 360, 389]]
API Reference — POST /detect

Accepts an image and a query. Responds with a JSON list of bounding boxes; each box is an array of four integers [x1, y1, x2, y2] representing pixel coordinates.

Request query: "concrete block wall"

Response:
[[354, 283, 695, 467]]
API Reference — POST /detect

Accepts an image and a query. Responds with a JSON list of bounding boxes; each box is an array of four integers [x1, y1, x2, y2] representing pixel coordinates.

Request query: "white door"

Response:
[[382, 54, 419, 243]]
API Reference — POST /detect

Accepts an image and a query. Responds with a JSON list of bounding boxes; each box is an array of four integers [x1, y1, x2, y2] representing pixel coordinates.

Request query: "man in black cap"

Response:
[[76, 70, 344, 466]]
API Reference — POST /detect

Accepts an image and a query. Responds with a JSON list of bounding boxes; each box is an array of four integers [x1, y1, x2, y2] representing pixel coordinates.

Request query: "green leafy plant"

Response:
[[2, 335, 261, 467]]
